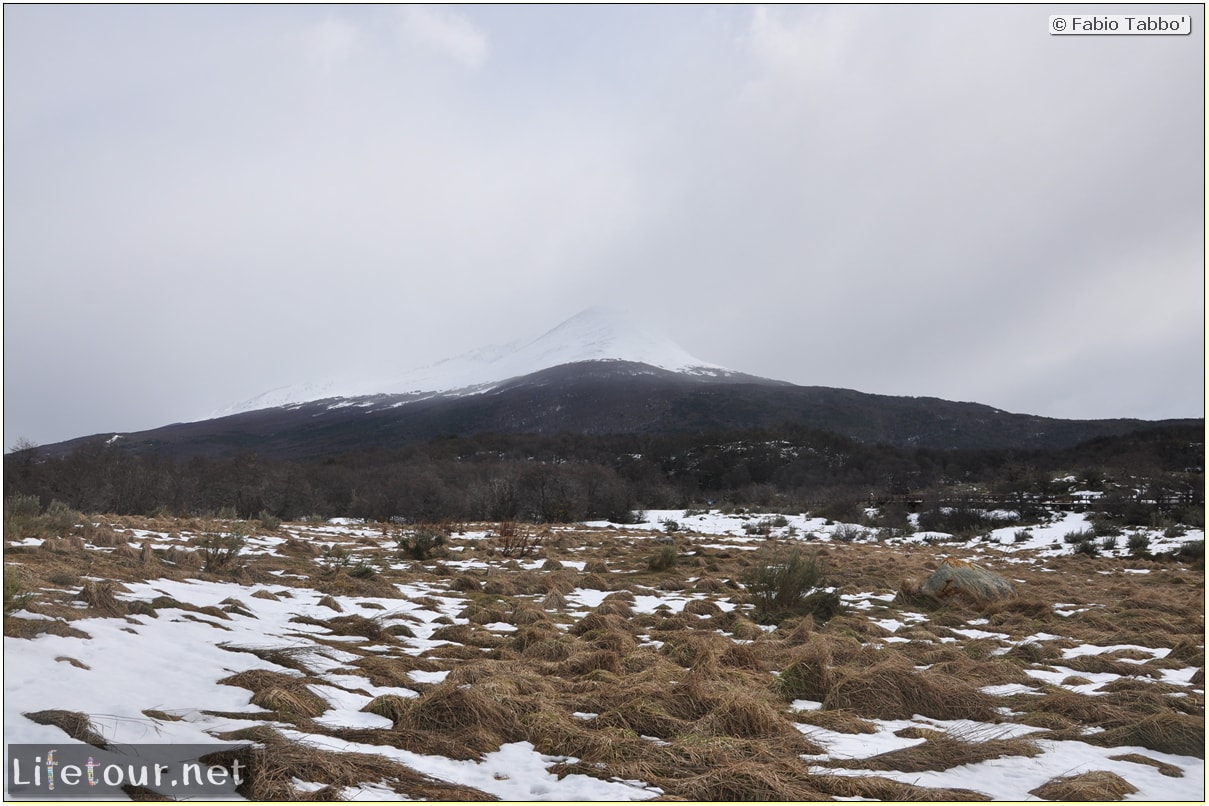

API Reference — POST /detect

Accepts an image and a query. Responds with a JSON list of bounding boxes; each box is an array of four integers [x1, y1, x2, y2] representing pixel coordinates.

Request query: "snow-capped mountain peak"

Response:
[[496, 305, 726, 376], [212, 307, 734, 418]]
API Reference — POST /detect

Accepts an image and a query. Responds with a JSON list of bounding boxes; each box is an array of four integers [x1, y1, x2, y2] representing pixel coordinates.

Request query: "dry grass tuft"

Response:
[[1029, 770, 1138, 801], [362, 694, 415, 723], [594, 694, 692, 740], [74, 580, 127, 617], [776, 639, 833, 701], [823, 727, 1040, 772], [219, 670, 328, 719], [207, 726, 495, 801], [23, 709, 108, 747], [727, 615, 765, 641], [659, 632, 729, 669], [813, 773, 992, 801], [510, 604, 552, 626], [791, 708, 878, 734], [579, 572, 611, 591], [594, 598, 634, 618], [571, 611, 633, 637], [353, 653, 437, 686], [683, 598, 721, 617], [1167, 635, 1205, 664], [693, 691, 821, 753], [1088, 712, 1205, 758], [719, 641, 767, 672], [541, 589, 568, 610], [325, 613, 394, 640], [674, 760, 831, 801], [383, 681, 520, 754], [1108, 752, 1185, 777], [823, 654, 998, 721], [1029, 688, 1131, 725]]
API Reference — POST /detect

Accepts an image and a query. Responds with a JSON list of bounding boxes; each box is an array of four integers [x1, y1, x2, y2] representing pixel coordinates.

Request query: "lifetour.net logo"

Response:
[[7, 744, 251, 798]]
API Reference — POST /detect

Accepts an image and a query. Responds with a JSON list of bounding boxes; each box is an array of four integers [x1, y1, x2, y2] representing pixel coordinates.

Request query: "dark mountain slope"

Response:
[[42, 361, 1200, 460]]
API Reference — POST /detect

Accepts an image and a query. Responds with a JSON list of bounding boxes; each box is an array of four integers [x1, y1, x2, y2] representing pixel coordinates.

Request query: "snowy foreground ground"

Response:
[[4, 507, 1204, 801]]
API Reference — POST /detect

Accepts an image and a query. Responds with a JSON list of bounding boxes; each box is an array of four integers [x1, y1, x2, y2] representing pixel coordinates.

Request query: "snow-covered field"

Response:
[[4, 507, 1204, 800]]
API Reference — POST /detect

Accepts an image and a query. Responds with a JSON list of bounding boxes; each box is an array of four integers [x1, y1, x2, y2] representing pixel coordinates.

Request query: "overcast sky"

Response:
[[5, 4, 1204, 447]]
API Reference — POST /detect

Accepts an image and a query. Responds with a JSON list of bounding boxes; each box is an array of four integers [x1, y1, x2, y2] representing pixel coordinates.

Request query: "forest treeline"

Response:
[[4, 422, 1203, 526]]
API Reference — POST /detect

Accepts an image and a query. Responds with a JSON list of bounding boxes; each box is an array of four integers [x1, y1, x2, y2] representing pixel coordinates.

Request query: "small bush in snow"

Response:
[[832, 524, 863, 543], [1073, 539, 1100, 557], [4, 566, 33, 614], [399, 526, 447, 561], [1127, 532, 1151, 556], [1063, 529, 1095, 545], [199, 527, 247, 572], [742, 549, 839, 624]]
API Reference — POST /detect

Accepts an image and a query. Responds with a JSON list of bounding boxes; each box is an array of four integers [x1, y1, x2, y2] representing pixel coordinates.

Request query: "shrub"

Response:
[[1126, 532, 1151, 556], [348, 560, 378, 580], [1063, 529, 1095, 545], [198, 527, 248, 572], [258, 511, 282, 530], [3, 494, 42, 539], [1090, 516, 1122, 537], [1098, 534, 1118, 552], [43, 500, 81, 533], [495, 522, 541, 558], [318, 545, 352, 574], [4, 566, 33, 614], [399, 527, 446, 561], [1166, 539, 1204, 565], [742, 549, 839, 624], [1073, 539, 1100, 557], [4, 493, 41, 519], [831, 524, 863, 543], [648, 545, 678, 572], [661, 519, 681, 534]]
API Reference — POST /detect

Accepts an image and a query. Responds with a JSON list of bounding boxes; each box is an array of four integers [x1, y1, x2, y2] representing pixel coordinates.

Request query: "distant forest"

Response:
[[4, 423, 1203, 528]]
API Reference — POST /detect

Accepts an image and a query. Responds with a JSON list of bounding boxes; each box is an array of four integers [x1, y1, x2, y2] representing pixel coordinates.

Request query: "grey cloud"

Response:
[[4, 5, 1202, 446]]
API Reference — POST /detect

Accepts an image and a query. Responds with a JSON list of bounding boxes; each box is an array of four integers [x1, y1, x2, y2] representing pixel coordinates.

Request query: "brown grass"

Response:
[[1087, 712, 1205, 757], [822, 727, 1040, 772], [6, 513, 1205, 801], [673, 760, 832, 801], [1109, 752, 1185, 777], [791, 707, 879, 734], [218, 670, 328, 720], [822, 654, 998, 721], [206, 726, 495, 801], [23, 709, 108, 747], [74, 580, 128, 617], [1029, 770, 1138, 801], [812, 773, 992, 801], [381, 681, 521, 754]]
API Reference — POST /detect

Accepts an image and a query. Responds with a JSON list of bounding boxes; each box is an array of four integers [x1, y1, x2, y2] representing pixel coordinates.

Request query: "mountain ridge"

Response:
[[42, 358, 1200, 461], [32, 308, 1202, 461]]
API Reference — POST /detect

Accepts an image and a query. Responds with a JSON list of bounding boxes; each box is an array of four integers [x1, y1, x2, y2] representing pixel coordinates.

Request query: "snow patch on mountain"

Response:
[[213, 307, 734, 418]]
